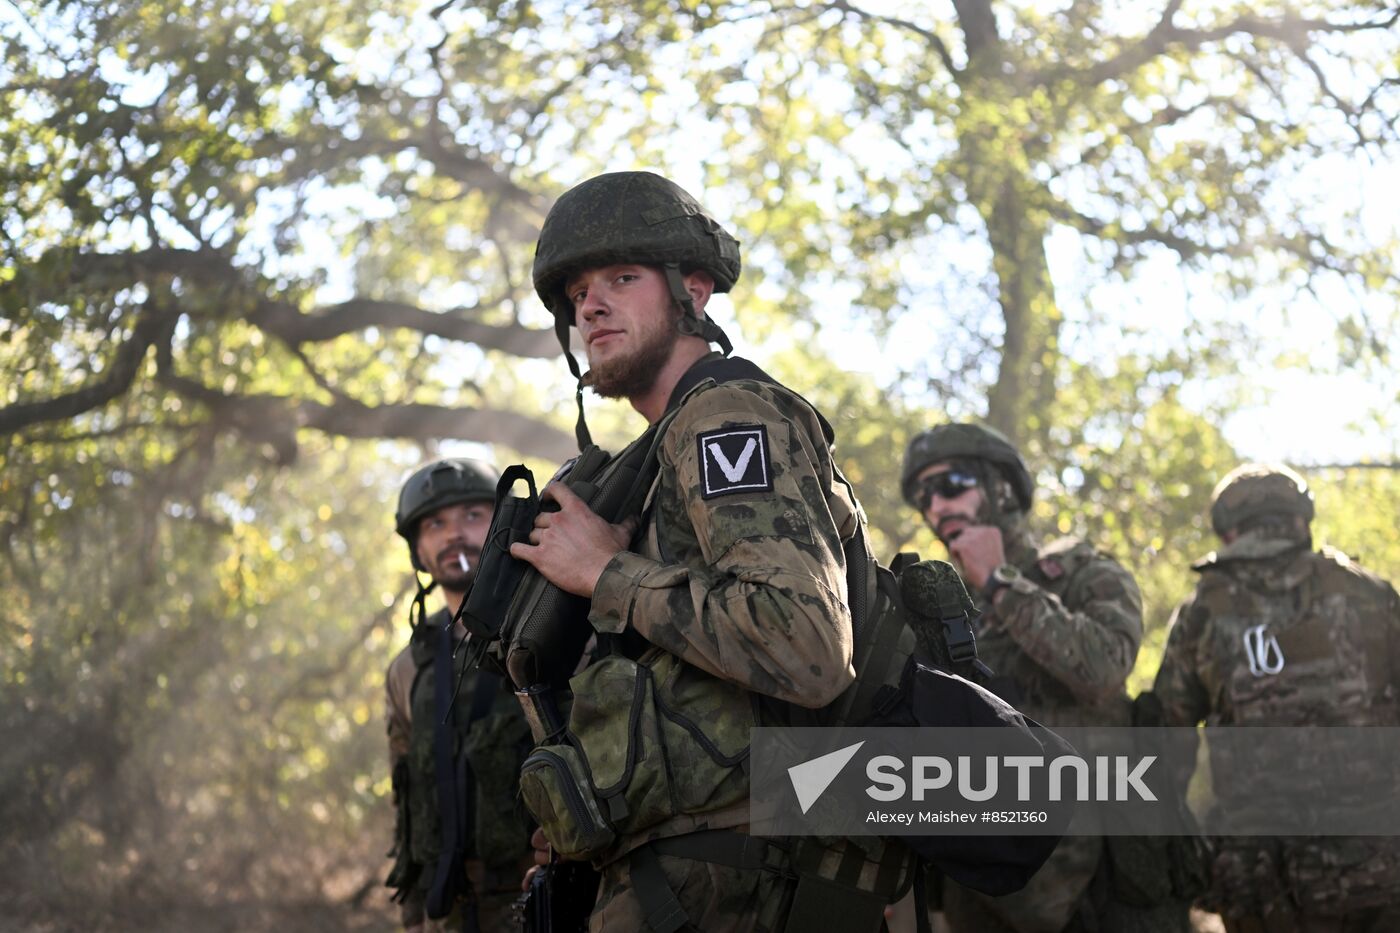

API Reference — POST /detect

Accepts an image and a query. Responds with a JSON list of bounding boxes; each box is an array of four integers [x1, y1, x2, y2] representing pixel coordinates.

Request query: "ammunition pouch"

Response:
[[518, 649, 751, 863]]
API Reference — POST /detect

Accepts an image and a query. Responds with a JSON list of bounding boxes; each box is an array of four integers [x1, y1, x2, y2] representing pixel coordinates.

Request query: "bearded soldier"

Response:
[[1154, 464, 1400, 932], [384, 458, 533, 932], [901, 424, 1188, 932], [508, 171, 908, 932]]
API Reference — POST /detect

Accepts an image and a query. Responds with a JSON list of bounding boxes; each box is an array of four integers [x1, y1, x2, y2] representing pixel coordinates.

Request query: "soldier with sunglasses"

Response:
[[901, 424, 1187, 933]]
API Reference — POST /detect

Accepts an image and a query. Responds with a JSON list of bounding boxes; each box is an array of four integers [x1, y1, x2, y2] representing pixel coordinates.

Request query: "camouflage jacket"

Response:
[[585, 362, 858, 847], [385, 607, 533, 919], [1155, 537, 1400, 730], [944, 526, 1143, 933], [1154, 538, 1400, 915], [974, 526, 1142, 728]]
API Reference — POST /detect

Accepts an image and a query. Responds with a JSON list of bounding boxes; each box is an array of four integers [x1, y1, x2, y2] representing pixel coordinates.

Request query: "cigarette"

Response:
[[457, 553, 470, 574]]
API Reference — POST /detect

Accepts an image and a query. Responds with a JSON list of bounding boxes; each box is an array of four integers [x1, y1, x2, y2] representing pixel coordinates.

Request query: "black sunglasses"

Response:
[[915, 470, 980, 511]]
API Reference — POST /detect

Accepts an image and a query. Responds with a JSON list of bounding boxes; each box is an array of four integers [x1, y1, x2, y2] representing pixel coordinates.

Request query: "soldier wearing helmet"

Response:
[[509, 172, 898, 930], [1154, 464, 1400, 931], [384, 458, 533, 932], [901, 424, 1182, 933]]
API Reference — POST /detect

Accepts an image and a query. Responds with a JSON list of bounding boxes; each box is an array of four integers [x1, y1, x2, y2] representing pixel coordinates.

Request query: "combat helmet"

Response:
[[395, 458, 500, 571], [901, 423, 1034, 512], [533, 172, 742, 447], [1210, 463, 1314, 538]]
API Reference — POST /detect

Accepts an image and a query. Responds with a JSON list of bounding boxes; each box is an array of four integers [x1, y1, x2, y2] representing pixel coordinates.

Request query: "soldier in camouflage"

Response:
[[1154, 463, 1400, 932], [384, 459, 534, 932], [901, 424, 1188, 932], [510, 171, 885, 931]]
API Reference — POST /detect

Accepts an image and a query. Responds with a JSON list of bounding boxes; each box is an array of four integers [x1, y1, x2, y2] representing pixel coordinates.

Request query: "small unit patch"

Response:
[[697, 424, 773, 499]]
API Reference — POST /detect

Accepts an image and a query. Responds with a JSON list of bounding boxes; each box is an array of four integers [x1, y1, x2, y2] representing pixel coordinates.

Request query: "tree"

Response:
[[669, 0, 1400, 447], [5, 0, 1400, 925]]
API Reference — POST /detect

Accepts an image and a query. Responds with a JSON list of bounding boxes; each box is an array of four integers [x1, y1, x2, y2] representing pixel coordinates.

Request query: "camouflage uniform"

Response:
[[384, 459, 534, 932], [579, 363, 860, 931], [385, 609, 534, 932], [1155, 466, 1400, 932], [900, 424, 1184, 933], [942, 517, 1150, 933], [522, 172, 906, 931]]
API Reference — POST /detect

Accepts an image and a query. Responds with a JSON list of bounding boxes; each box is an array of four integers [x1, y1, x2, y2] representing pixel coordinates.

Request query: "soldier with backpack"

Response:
[[901, 424, 1191, 932], [506, 170, 913, 932], [1154, 464, 1400, 932], [384, 458, 534, 931]]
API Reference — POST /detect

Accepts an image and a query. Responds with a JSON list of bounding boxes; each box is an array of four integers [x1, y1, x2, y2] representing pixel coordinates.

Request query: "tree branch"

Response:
[[821, 0, 960, 76], [1070, 5, 1400, 88], [153, 356, 578, 461], [0, 304, 178, 435], [23, 246, 561, 359], [251, 297, 559, 358]]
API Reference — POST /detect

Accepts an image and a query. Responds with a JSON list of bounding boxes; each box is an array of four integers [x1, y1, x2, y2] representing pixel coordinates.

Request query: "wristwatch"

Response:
[[982, 563, 1022, 603]]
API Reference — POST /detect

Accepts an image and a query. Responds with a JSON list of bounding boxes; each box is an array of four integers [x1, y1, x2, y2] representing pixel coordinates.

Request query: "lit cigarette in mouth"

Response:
[[456, 553, 470, 574]]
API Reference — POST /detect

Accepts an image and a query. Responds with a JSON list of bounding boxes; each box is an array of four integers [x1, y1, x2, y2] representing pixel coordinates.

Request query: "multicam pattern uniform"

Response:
[[580, 369, 861, 932], [385, 608, 534, 931], [1154, 535, 1400, 929], [942, 523, 1146, 933]]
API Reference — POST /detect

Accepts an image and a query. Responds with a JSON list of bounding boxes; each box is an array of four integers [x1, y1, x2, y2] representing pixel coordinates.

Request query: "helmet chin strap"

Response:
[[664, 263, 732, 356], [409, 570, 439, 629], [551, 263, 732, 453], [553, 310, 594, 450]]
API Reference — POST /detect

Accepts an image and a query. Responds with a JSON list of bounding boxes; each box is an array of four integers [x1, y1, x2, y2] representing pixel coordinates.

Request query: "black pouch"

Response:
[[502, 445, 616, 689], [457, 465, 540, 671]]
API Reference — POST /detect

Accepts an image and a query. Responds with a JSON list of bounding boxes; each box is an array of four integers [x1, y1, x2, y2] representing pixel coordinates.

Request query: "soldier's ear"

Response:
[[682, 269, 715, 314]]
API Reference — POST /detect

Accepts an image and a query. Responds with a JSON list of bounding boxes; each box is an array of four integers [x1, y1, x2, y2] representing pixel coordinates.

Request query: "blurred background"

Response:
[[2, 0, 1397, 928]]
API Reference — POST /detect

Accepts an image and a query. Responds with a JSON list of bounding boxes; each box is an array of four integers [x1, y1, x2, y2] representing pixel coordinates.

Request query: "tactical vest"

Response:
[[387, 608, 533, 917], [1189, 547, 1400, 915], [1191, 547, 1399, 729], [515, 358, 1064, 933]]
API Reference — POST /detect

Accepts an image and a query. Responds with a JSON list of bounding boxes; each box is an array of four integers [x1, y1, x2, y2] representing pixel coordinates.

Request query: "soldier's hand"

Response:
[[531, 826, 552, 867], [947, 524, 1005, 590], [509, 483, 639, 598]]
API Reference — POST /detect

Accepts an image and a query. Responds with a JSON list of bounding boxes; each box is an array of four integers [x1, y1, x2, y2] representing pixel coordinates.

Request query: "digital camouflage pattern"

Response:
[[531, 171, 741, 320], [385, 608, 534, 931], [1154, 534, 1400, 925], [942, 519, 1149, 933], [575, 366, 867, 927], [589, 377, 857, 705], [1209, 463, 1314, 539]]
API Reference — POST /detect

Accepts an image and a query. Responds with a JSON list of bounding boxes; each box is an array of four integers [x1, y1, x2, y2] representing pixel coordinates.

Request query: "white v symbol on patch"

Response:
[[696, 424, 773, 499], [707, 437, 757, 482]]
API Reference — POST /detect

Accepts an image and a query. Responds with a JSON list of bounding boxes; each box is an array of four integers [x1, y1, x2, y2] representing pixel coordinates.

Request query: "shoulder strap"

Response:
[[665, 354, 835, 444], [427, 622, 466, 918]]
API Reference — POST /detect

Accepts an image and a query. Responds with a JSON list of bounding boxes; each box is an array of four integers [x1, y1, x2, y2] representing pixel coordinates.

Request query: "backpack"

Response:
[[450, 356, 1067, 919]]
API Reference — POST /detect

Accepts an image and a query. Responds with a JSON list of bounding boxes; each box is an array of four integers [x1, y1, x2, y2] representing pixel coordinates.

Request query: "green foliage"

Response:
[[3, 0, 1399, 927]]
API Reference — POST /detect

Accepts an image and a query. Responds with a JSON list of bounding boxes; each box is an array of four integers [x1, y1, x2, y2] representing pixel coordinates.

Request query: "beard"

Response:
[[429, 548, 478, 591], [586, 313, 679, 399]]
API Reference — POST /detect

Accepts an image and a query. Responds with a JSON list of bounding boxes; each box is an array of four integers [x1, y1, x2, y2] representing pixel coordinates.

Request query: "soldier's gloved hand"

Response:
[[946, 524, 1006, 590], [510, 483, 639, 598]]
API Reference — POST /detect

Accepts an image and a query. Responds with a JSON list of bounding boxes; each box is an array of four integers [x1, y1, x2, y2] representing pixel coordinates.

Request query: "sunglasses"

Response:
[[915, 470, 981, 511]]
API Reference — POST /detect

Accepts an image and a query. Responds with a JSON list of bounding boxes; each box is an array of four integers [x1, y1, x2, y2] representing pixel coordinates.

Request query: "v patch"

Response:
[[697, 424, 774, 499]]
